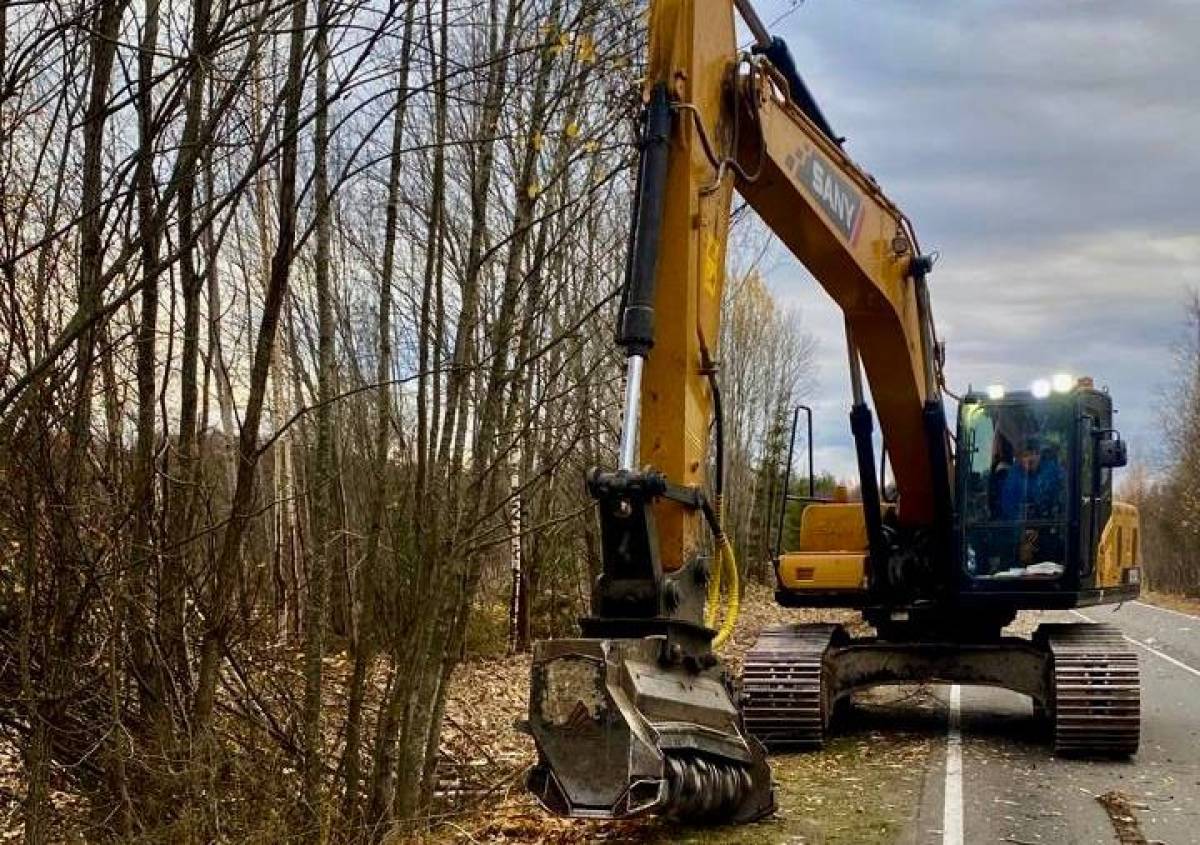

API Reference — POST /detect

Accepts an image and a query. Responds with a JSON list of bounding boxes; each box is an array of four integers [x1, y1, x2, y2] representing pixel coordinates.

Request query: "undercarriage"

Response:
[[742, 621, 1140, 756]]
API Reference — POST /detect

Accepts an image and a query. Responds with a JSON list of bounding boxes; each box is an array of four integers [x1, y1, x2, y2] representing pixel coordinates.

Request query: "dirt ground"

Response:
[[422, 585, 935, 845]]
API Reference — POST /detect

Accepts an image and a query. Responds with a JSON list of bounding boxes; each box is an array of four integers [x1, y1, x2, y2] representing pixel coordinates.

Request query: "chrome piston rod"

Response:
[[617, 354, 644, 471]]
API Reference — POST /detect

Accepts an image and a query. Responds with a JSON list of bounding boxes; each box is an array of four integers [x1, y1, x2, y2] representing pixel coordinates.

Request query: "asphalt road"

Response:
[[904, 600, 1200, 845]]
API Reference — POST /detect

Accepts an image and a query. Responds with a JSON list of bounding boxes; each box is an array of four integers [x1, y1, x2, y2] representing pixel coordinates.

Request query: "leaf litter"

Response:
[[422, 583, 935, 844]]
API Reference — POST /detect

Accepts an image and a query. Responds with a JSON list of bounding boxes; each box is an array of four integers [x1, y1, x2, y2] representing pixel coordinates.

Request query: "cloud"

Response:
[[767, 0, 1200, 245], [747, 0, 1198, 481]]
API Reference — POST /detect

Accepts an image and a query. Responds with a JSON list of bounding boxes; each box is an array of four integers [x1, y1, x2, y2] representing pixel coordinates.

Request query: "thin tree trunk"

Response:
[[131, 0, 166, 735], [29, 5, 125, 840], [251, 43, 301, 641], [67, 0, 127, 487], [507, 465, 524, 653], [19, 472, 47, 844], [343, 0, 417, 825], [378, 1, 453, 830], [434, 0, 521, 475], [206, 133, 236, 442], [302, 0, 333, 830], [193, 0, 309, 732], [168, 0, 214, 721]]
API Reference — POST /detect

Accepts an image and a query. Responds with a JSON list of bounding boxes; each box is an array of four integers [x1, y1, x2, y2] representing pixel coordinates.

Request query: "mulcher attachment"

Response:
[[741, 624, 842, 749], [1040, 622, 1141, 756], [526, 636, 775, 823]]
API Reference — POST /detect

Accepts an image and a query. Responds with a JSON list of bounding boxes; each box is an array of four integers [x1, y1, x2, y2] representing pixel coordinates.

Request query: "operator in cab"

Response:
[[999, 437, 1064, 520]]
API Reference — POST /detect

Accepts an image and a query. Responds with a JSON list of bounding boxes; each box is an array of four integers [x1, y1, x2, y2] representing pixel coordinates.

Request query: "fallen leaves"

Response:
[[424, 583, 879, 843], [1095, 790, 1149, 845]]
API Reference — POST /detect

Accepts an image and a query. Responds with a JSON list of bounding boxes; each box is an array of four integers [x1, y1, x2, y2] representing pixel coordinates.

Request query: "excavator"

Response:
[[525, 0, 1141, 823]]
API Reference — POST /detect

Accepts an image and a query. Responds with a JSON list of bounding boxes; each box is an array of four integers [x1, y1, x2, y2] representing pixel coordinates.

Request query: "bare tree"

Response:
[[0, 0, 693, 839], [719, 265, 818, 575], [1140, 292, 1200, 595]]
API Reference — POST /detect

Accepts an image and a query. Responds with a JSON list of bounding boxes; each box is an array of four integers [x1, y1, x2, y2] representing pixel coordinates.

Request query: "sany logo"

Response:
[[785, 148, 864, 243]]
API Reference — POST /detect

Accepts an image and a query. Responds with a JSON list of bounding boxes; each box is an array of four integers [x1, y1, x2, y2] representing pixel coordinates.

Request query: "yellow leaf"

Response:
[[564, 122, 579, 139], [577, 35, 596, 64], [532, 132, 544, 150], [526, 180, 541, 199]]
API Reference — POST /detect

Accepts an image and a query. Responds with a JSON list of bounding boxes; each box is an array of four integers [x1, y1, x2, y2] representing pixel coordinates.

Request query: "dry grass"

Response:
[[0, 582, 956, 843], [1138, 590, 1200, 617]]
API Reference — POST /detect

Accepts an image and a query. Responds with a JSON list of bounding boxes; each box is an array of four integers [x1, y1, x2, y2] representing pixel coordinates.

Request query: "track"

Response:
[[1040, 621, 1141, 756], [740, 623, 841, 749]]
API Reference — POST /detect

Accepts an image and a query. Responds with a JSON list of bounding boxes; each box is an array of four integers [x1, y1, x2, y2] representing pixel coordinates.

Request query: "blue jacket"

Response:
[[999, 458, 1063, 520]]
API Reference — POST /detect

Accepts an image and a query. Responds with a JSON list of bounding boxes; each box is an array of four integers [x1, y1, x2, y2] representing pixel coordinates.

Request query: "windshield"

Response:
[[959, 399, 1072, 581]]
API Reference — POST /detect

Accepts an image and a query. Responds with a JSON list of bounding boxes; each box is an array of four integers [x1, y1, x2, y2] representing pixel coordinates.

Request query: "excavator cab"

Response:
[[956, 379, 1139, 604], [774, 378, 1138, 611]]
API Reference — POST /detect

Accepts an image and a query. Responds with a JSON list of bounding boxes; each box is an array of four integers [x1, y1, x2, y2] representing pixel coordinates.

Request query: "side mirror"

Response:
[[1096, 435, 1127, 469]]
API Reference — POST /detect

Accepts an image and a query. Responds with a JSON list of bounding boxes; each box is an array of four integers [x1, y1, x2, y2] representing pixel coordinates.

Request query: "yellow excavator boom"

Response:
[[640, 0, 943, 589]]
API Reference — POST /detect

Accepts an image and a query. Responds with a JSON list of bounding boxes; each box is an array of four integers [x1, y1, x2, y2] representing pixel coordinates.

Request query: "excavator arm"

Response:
[[733, 36, 946, 529], [526, 0, 951, 822], [635, 0, 949, 578], [729, 4, 958, 603]]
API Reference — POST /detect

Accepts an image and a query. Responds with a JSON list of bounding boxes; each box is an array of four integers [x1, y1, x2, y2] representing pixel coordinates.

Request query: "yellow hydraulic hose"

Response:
[[705, 494, 741, 648], [712, 535, 739, 648]]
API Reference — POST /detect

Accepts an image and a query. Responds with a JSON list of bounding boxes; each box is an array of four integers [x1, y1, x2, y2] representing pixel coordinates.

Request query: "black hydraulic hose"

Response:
[[701, 496, 721, 538], [702, 365, 742, 646], [703, 364, 729, 575], [752, 36, 842, 145], [706, 368, 725, 497]]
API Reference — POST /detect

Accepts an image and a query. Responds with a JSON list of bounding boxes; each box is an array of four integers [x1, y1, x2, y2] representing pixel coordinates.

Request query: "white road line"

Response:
[[1072, 609, 1200, 680], [943, 684, 964, 845], [1132, 599, 1200, 622]]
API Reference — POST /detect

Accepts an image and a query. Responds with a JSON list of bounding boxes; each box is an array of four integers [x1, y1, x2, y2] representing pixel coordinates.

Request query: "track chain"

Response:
[[740, 624, 841, 750], [1041, 622, 1140, 756]]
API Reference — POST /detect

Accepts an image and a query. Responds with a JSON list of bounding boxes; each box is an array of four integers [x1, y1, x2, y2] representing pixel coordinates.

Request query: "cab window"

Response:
[[960, 399, 1072, 581]]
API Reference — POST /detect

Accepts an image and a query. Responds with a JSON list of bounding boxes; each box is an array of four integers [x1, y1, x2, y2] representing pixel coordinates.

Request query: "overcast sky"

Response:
[[744, 0, 1200, 481]]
